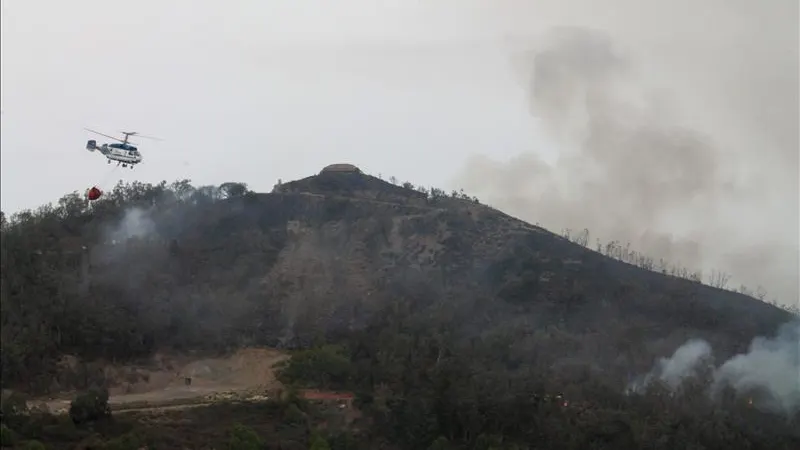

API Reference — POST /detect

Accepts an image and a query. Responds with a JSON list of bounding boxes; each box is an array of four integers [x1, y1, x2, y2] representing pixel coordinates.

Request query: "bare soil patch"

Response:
[[30, 347, 288, 414]]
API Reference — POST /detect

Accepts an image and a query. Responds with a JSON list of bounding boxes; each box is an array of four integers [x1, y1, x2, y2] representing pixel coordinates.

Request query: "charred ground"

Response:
[[1, 169, 797, 449]]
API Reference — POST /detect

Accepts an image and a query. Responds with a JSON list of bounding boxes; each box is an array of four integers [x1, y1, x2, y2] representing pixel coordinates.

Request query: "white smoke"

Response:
[[710, 321, 800, 416], [107, 207, 156, 244], [629, 321, 800, 415], [627, 339, 713, 393]]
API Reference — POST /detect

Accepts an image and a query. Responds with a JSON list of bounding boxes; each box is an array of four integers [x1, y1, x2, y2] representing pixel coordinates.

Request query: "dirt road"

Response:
[[29, 348, 288, 415]]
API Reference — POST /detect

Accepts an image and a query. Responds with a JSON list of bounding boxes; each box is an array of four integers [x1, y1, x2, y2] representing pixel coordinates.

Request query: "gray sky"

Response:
[[2, 1, 798, 306]]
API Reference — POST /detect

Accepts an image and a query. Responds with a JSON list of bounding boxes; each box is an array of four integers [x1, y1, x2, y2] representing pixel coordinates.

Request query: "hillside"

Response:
[[1, 165, 798, 449]]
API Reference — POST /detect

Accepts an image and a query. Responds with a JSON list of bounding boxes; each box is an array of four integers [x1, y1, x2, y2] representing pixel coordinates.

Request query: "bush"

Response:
[[283, 403, 308, 427], [69, 388, 112, 426], [427, 436, 451, 450], [277, 345, 353, 389], [0, 391, 29, 423], [228, 423, 263, 450], [309, 432, 331, 450], [104, 431, 146, 450], [19, 440, 46, 450], [0, 423, 18, 446]]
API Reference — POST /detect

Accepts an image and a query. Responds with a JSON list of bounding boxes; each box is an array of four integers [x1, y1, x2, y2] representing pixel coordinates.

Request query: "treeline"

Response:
[[272, 307, 800, 450], [556, 227, 799, 313], [0, 179, 258, 393], [1, 385, 361, 449], [3, 299, 799, 449]]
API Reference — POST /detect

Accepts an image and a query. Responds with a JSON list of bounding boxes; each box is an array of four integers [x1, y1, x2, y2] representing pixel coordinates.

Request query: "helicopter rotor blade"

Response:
[[120, 131, 163, 141], [84, 128, 125, 143], [134, 134, 163, 141]]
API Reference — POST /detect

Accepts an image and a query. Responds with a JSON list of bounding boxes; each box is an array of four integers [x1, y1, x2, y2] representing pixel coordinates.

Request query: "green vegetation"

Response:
[[276, 345, 354, 389], [0, 393, 361, 449], [1, 175, 798, 449], [69, 388, 112, 426], [308, 432, 332, 450], [272, 321, 800, 449], [1, 179, 265, 393], [18, 440, 46, 450], [228, 422, 264, 450], [1, 423, 17, 447]]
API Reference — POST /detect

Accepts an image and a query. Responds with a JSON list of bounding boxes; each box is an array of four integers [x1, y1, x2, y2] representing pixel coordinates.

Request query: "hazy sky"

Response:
[[2, 1, 798, 305], [1, 0, 557, 210]]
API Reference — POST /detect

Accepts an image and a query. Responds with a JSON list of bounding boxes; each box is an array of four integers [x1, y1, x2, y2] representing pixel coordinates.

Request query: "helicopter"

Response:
[[84, 128, 162, 169]]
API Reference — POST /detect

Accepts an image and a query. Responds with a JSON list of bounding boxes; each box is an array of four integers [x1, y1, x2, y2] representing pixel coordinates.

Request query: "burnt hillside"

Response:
[[1, 169, 792, 396], [3, 169, 799, 448]]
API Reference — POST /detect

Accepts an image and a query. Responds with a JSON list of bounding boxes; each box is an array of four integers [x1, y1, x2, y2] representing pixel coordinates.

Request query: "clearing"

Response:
[[29, 347, 289, 415]]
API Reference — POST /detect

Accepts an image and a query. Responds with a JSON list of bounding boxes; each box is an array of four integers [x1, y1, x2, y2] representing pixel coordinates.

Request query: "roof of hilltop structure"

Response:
[[320, 163, 361, 174]]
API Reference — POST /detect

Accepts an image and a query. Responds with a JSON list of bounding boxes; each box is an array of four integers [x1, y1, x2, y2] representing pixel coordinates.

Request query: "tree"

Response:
[[0, 424, 17, 447], [219, 182, 250, 198], [19, 440, 46, 450], [69, 388, 112, 425], [428, 436, 451, 450], [228, 423, 263, 450], [0, 391, 29, 420], [309, 433, 331, 450], [277, 345, 353, 389]]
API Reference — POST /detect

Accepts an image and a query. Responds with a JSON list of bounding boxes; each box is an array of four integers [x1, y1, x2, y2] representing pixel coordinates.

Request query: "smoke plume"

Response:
[[107, 207, 157, 244], [710, 321, 800, 415], [456, 26, 799, 306], [629, 321, 800, 416], [627, 339, 713, 393]]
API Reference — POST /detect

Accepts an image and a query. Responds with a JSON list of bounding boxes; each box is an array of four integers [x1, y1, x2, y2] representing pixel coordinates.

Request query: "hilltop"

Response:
[[1, 164, 798, 449]]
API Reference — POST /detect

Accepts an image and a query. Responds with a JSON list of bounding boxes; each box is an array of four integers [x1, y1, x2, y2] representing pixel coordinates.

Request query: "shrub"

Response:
[[104, 431, 147, 450], [228, 423, 263, 450], [309, 432, 331, 450], [19, 440, 46, 450], [277, 345, 353, 389], [0, 423, 18, 446], [0, 391, 29, 422], [69, 388, 112, 426]]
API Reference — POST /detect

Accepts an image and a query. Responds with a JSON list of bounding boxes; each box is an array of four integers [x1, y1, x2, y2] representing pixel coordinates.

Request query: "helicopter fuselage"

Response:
[[87, 140, 142, 167]]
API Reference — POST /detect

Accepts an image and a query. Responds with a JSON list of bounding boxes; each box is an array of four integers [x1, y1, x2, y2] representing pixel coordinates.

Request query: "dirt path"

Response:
[[29, 348, 289, 415]]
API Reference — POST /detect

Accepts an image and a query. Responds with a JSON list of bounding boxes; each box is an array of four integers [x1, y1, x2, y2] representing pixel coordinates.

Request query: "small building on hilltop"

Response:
[[320, 163, 362, 175], [279, 163, 426, 206]]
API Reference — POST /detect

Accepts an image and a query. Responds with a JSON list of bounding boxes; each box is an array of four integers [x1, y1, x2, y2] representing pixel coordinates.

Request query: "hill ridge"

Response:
[[2, 168, 798, 447], [0, 170, 794, 392]]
